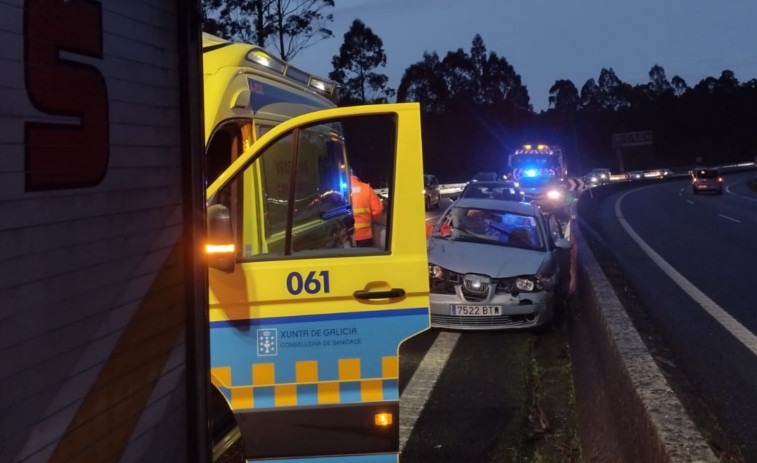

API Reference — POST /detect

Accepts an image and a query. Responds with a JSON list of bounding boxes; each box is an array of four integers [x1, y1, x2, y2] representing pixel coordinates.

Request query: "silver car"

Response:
[[427, 198, 572, 331]]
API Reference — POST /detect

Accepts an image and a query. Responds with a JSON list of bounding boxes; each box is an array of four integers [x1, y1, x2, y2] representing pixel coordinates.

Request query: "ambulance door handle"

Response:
[[353, 288, 405, 300]]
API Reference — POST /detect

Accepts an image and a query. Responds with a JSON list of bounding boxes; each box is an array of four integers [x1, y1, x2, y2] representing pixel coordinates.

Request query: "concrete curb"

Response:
[[569, 220, 718, 463]]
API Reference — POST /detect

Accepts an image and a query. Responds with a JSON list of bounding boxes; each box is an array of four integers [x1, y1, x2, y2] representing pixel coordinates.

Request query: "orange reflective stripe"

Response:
[[353, 207, 371, 213], [354, 222, 371, 229]]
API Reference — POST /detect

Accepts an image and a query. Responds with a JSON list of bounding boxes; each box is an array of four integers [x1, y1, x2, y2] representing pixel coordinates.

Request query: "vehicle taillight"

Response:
[[718, 177, 723, 182]]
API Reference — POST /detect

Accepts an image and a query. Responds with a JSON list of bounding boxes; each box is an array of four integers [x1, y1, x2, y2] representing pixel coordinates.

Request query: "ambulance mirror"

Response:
[[206, 204, 235, 272]]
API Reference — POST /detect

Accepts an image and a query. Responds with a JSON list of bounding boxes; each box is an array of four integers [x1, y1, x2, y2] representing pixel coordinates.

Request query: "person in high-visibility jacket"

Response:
[[350, 172, 384, 247]]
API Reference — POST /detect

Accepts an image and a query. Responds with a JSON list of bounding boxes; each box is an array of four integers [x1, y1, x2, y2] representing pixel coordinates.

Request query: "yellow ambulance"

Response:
[[202, 33, 430, 462]]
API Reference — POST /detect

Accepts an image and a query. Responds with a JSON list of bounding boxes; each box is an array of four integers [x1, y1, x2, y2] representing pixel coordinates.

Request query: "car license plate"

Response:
[[450, 305, 501, 316]]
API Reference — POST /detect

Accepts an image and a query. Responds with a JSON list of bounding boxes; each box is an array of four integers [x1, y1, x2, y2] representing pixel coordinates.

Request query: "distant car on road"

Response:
[[459, 180, 524, 202], [424, 174, 442, 210], [584, 168, 612, 186], [643, 169, 665, 179], [691, 168, 723, 194], [627, 171, 644, 180], [426, 198, 572, 331]]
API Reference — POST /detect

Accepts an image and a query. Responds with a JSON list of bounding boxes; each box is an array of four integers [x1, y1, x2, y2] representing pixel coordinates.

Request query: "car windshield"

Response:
[[461, 184, 520, 200], [432, 206, 543, 250]]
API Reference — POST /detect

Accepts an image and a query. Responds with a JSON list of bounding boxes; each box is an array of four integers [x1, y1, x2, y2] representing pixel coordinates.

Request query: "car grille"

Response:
[[431, 274, 521, 299], [432, 313, 531, 328], [496, 278, 515, 293], [430, 270, 462, 294]]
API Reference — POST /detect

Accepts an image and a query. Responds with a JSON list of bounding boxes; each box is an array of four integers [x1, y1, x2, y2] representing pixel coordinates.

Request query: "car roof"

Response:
[[464, 180, 516, 188], [452, 197, 541, 215]]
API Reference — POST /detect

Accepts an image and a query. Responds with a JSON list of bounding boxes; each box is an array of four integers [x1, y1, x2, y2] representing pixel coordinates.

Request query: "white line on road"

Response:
[[725, 181, 757, 202], [719, 214, 741, 223], [616, 191, 757, 357], [685, 199, 694, 205], [399, 330, 460, 452]]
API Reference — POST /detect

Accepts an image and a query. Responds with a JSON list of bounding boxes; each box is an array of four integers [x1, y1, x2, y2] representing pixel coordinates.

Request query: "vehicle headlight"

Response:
[[590, 176, 597, 182], [429, 264, 445, 280], [514, 276, 542, 292], [546, 189, 562, 200]]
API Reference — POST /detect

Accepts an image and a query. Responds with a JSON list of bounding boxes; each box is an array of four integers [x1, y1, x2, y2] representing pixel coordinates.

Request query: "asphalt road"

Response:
[[591, 170, 757, 461]]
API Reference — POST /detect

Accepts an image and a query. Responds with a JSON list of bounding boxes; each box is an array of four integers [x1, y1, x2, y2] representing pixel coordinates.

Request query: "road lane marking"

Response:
[[616, 191, 757, 357], [686, 199, 694, 205], [399, 330, 460, 451], [725, 181, 757, 202], [718, 214, 741, 223]]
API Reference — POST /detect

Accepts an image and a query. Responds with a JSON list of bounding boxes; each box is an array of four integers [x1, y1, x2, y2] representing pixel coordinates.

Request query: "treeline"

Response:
[[201, 2, 757, 181], [392, 37, 757, 181]]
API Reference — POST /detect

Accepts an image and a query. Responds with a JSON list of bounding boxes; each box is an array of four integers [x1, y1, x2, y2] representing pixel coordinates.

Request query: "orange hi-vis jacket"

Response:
[[350, 175, 384, 241]]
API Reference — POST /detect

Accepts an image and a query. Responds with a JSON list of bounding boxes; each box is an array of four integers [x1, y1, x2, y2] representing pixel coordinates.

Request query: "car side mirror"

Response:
[[206, 204, 236, 272], [554, 238, 572, 250]]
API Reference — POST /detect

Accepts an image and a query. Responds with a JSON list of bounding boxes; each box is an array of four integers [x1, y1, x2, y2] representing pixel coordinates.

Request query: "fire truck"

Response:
[[508, 144, 567, 183], [507, 144, 570, 220], [2, 3, 429, 463]]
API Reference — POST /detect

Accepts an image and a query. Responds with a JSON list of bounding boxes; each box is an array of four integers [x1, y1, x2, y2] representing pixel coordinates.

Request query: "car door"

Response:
[[205, 103, 430, 461]]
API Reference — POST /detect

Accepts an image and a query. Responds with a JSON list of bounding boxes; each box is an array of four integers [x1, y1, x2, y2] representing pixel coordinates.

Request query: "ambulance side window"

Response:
[[215, 113, 396, 261]]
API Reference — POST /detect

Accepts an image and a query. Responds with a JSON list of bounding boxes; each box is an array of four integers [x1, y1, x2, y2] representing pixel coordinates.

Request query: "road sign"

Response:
[[611, 131, 653, 148]]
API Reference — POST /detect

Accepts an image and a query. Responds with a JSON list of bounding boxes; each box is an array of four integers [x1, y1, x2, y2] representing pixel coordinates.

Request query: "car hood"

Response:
[[427, 238, 548, 277]]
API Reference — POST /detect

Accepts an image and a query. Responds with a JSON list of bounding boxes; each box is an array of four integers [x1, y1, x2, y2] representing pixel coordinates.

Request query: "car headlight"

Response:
[[514, 276, 543, 292], [429, 264, 445, 280], [546, 189, 562, 200]]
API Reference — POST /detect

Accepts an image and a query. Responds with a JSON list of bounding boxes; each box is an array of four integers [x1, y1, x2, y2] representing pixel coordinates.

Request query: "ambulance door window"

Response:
[[290, 125, 352, 253], [214, 113, 396, 261]]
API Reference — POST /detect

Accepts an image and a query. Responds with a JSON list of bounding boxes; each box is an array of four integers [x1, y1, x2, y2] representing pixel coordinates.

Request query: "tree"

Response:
[[548, 79, 579, 113], [269, 0, 335, 61], [201, 0, 334, 61], [397, 35, 531, 114], [396, 52, 449, 113], [648, 64, 672, 96], [596, 68, 632, 111], [329, 19, 395, 104], [579, 78, 600, 111], [671, 75, 689, 97], [202, 0, 270, 44]]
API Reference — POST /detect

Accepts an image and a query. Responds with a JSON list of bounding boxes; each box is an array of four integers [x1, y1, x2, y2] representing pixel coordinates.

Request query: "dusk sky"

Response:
[[291, 0, 757, 112]]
